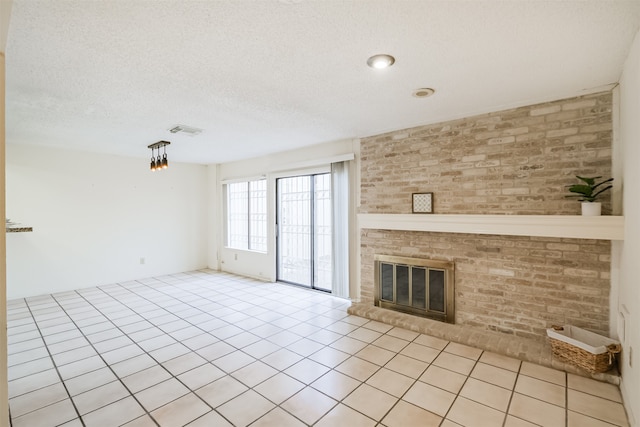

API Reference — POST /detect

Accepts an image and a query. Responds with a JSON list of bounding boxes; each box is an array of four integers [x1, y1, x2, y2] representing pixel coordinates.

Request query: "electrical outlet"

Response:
[[140, 257, 145, 265], [234, 254, 238, 261]]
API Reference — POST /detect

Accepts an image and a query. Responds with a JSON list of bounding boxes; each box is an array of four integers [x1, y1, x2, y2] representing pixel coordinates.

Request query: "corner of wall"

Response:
[[610, 85, 622, 340], [617, 25, 640, 427], [207, 164, 220, 271]]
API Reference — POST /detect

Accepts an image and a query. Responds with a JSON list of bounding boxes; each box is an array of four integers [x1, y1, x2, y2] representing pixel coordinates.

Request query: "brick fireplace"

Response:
[[358, 91, 614, 342]]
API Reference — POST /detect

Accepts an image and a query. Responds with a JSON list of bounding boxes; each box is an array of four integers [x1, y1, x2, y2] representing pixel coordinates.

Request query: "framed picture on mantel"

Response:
[[412, 192, 433, 214]]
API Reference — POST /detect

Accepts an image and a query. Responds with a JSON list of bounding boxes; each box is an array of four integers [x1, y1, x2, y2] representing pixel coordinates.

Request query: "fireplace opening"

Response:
[[374, 255, 455, 323]]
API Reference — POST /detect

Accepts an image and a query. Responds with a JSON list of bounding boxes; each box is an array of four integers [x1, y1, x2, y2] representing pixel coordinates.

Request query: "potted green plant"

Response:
[[566, 176, 613, 216]]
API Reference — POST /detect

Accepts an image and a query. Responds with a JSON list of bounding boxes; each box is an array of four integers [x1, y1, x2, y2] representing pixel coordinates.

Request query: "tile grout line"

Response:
[[81, 278, 238, 426], [51, 289, 165, 427], [157, 275, 355, 426], [8, 270, 629, 427], [366, 332, 440, 426], [502, 355, 524, 427], [112, 277, 242, 426], [114, 287, 499, 427], [5, 288, 587, 426], [147, 278, 379, 426], [105, 274, 339, 424], [18, 276, 340, 425], [565, 370, 569, 427], [438, 345, 482, 426], [123, 276, 317, 425], [5, 297, 32, 427], [17, 297, 86, 427]]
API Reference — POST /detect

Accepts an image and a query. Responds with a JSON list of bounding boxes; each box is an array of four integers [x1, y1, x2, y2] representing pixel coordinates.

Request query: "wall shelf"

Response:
[[358, 214, 624, 241], [6, 227, 33, 233]]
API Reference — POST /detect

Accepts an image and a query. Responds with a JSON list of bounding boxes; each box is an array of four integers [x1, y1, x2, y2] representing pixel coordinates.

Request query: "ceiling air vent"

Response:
[[168, 125, 203, 136]]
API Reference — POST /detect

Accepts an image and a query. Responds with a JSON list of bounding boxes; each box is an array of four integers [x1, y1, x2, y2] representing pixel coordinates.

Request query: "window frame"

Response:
[[224, 178, 267, 253]]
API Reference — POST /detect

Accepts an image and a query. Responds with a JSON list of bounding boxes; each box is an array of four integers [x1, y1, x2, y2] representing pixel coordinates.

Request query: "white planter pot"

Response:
[[581, 202, 602, 216]]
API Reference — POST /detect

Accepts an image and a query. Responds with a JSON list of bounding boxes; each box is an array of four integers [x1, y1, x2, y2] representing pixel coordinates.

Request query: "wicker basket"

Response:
[[547, 325, 621, 374]]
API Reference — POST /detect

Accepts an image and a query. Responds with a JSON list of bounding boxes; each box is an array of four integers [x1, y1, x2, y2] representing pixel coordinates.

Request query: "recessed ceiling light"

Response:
[[412, 88, 435, 98], [367, 54, 395, 69]]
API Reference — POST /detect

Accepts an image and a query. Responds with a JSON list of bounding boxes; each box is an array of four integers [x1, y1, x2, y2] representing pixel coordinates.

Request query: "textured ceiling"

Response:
[[5, 0, 640, 164]]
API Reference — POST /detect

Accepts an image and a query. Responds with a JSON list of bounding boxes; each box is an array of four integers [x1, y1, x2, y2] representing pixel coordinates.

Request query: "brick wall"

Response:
[[361, 92, 612, 215], [359, 92, 613, 340], [361, 230, 611, 340]]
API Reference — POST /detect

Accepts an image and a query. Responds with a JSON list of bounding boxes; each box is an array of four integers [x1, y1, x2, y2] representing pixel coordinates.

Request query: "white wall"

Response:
[[6, 144, 208, 299], [215, 139, 358, 288], [618, 28, 640, 427]]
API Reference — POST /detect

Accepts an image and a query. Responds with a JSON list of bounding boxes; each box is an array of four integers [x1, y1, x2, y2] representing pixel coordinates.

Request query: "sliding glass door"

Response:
[[276, 173, 332, 291]]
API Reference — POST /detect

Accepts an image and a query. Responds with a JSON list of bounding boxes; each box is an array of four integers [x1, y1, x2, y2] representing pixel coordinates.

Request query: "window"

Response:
[[226, 179, 267, 252]]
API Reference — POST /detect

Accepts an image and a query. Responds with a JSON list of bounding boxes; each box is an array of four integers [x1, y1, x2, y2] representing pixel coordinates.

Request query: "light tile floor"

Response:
[[7, 270, 630, 427]]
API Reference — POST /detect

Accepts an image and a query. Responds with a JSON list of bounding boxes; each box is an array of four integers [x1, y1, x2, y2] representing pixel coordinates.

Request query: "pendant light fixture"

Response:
[[150, 147, 157, 171], [148, 141, 170, 172], [161, 144, 168, 169]]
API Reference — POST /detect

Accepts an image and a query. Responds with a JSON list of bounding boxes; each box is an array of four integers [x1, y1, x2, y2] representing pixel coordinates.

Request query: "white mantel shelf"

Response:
[[358, 214, 625, 241]]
